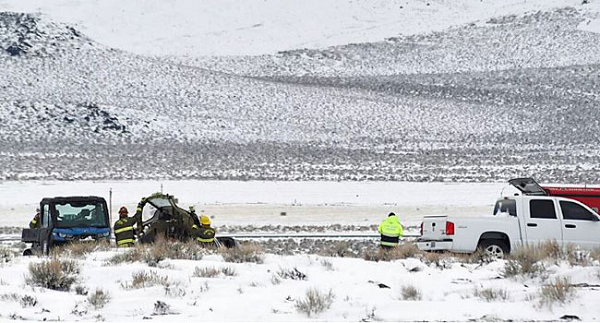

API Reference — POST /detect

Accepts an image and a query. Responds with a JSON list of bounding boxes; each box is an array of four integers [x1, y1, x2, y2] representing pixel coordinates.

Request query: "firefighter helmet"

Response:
[[200, 215, 211, 225], [119, 206, 129, 217]]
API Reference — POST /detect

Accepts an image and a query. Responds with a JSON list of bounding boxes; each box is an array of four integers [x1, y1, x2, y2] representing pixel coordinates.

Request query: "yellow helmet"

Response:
[[200, 215, 211, 225]]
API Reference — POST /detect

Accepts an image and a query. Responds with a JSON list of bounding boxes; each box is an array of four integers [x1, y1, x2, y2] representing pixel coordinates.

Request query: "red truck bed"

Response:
[[542, 186, 600, 213]]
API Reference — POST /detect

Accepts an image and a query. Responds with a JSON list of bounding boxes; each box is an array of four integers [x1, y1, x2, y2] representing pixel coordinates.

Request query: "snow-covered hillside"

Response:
[[0, 1, 599, 182]]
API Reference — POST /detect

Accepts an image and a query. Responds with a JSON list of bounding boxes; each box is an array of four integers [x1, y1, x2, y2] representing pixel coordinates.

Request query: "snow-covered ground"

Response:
[[1, 244, 600, 321], [0, 181, 514, 228]]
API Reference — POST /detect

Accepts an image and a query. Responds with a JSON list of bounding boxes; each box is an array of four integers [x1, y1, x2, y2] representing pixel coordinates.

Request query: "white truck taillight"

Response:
[[446, 221, 455, 235]]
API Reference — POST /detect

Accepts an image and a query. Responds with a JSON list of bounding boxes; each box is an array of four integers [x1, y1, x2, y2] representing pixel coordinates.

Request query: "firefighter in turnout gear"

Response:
[[29, 207, 41, 229], [113, 205, 141, 247], [192, 215, 216, 245], [378, 212, 404, 249]]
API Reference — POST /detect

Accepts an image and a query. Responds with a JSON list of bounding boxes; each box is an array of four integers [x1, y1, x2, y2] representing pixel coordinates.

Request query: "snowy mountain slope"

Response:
[[0, 6, 599, 182], [0, 0, 593, 56]]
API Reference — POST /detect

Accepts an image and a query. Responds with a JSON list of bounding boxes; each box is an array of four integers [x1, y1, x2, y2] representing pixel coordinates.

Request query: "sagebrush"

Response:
[[122, 270, 169, 289], [51, 241, 110, 258], [539, 277, 575, 308], [295, 288, 335, 317], [401, 285, 421, 301], [108, 240, 207, 266], [503, 245, 545, 277], [474, 288, 509, 302], [363, 243, 422, 262], [220, 243, 264, 264], [88, 289, 110, 309], [27, 258, 80, 291]]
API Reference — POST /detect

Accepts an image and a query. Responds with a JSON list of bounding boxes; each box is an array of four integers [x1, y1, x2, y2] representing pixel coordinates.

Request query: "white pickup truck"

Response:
[[417, 178, 600, 258]]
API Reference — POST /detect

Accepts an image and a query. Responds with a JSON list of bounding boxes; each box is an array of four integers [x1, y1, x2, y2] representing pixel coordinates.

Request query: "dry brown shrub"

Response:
[[539, 240, 562, 260], [193, 267, 220, 278], [107, 245, 144, 265], [220, 243, 264, 264], [27, 258, 80, 291], [401, 285, 422, 300], [51, 241, 110, 258], [123, 270, 169, 289], [108, 240, 207, 266], [503, 244, 545, 278], [589, 248, 600, 262], [539, 277, 575, 308], [474, 287, 509, 302], [87, 289, 110, 309], [363, 243, 422, 262], [295, 288, 335, 317]]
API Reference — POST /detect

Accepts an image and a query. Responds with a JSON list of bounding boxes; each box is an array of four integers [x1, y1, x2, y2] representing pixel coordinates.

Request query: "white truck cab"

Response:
[[417, 178, 600, 258]]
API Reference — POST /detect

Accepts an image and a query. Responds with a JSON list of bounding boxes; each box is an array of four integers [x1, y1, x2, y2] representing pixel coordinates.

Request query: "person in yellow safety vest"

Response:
[[378, 212, 404, 249], [192, 215, 216, 245], [29, 207, 41, 229], [113, 206, 141, 247]]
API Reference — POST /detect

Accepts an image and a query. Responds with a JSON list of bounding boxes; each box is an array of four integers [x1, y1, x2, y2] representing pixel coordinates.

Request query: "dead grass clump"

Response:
[[108, 241, 206, 266], [503, 245, 545, 278], [539, 277, 576, 308], [539, 240, 562, 260], [0, 294, 37, 308], [295, 288, 335, 317], [421, 252, 454, 269], [396, 243, 422, 259], [220, 243, 264, 264], [123, 271, 169, 289], [331, 241, 353, 257], [454, 248, 496, 264], [588, 248, 600, 267], [87, 289, 110, 309], [145, 240, 206, 264], [153, 300, 172, 315], [193, 267, 220, 278], [363, 244, 421, 262], [277, 267, 307, 280], [320, 259, 334, 271], [400, 285, 422, 301], [271, 274, 282, 285], [108, 245, 144, 265], [53, 240, 111, 257], [474, 288, 509, 302], [221, 266, 237, 277], [27, 258, 80, 291], [0, 246, 14, 263]]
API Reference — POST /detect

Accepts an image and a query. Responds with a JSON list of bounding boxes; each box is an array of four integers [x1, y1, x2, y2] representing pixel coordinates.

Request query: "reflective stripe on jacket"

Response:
[[192, 225, 215, 243], [378, 216, 403, 246]]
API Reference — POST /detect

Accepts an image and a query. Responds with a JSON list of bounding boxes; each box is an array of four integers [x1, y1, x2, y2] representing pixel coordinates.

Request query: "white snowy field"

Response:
[[1, 245, 600, 321], [0, 181, 516, 228], [0, 0, 597, 56]]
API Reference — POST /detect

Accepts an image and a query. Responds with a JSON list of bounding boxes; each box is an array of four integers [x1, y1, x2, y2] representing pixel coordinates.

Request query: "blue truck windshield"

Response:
[[54, 202, 108, 227]]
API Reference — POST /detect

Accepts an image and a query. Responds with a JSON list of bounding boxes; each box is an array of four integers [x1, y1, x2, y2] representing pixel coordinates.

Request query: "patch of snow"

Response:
[[0, 0, 594, 56], [579, 18, 600, 33]]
